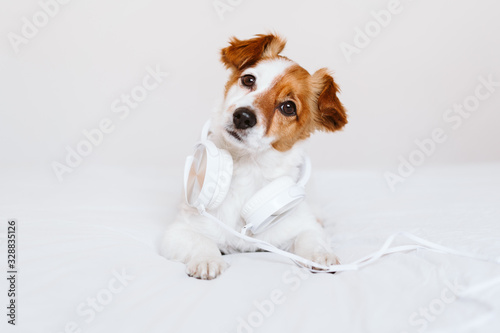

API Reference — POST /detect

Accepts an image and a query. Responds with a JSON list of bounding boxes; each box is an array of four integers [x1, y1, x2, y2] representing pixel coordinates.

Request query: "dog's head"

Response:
[[216, 33, 347, 153]]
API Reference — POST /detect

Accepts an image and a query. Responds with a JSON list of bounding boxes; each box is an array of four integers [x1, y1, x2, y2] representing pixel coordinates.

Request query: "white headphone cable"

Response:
[[199, 207, 500, 273]]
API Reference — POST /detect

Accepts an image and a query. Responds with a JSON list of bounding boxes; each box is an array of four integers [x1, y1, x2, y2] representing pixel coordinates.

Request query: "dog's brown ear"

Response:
[[312, 68, 348, 132], [221, 34, 286, 71]]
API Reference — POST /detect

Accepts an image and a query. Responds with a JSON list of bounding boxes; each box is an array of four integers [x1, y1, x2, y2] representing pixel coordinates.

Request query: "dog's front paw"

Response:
[[186, 256, 228, 280], [308, 252, 340, 270], [313, 252, 340, 267]]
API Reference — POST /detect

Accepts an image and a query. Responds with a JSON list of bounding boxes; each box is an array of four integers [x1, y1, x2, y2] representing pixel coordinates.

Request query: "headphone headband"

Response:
[[201, 120, 211, 142]]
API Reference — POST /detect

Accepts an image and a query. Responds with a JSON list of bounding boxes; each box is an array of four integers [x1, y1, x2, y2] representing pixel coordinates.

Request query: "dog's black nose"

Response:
[[233, 108, 257, 129]]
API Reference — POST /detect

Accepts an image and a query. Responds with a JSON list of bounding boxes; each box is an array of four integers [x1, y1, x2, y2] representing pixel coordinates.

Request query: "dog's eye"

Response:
[[279, 101, 296, 116], [241, 75, 256, 88]]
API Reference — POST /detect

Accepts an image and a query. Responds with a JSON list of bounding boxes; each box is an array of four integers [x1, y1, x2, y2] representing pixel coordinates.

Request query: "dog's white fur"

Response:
[[161, 54, 340, 280]]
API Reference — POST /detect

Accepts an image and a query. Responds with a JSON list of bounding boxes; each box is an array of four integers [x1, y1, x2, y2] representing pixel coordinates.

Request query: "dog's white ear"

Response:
[[221, 34, 286, 71], [312, 68, 348, 132]]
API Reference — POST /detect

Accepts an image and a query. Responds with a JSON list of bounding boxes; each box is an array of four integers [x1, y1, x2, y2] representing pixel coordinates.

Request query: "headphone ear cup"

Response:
[[206, 148, 233, 210], [184, 141, 233, 211], [241, 176, 304, 233]]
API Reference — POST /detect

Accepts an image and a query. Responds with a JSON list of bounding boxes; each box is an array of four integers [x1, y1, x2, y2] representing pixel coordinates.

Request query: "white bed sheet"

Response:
[[1, 163, 500, 333]]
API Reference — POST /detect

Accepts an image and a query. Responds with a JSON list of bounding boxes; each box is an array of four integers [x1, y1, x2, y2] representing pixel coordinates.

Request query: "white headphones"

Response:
[[184, 121, 311, 234]]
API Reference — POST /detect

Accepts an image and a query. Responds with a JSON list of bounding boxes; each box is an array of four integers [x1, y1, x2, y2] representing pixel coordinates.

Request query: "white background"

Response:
[[1, 0, 499, 183]]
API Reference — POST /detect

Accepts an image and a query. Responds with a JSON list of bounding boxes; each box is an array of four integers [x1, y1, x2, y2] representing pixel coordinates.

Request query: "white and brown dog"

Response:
[[161, 33, 347, 279]]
